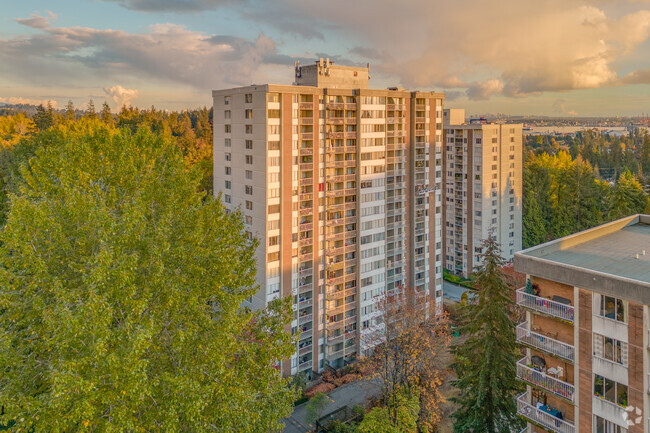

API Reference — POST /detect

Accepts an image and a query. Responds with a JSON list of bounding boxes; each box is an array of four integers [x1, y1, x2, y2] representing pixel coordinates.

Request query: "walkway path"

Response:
[[283, 377, 381, 433]]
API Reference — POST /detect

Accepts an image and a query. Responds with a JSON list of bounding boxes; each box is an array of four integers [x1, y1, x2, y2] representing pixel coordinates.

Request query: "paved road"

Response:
[[443, 280, 471, 302], [283, 377, 381, 433]]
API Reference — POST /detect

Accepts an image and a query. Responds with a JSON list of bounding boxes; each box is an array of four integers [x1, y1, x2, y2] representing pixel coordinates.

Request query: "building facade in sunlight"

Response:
[[514, 214, 650, 433], [213, 59, 444, 377], [442, 108, 523, 278]]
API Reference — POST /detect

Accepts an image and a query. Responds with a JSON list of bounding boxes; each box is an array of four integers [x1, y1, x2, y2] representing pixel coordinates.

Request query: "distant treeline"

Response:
[[523, 129, 650, 248], [0, 100, 213, 193]]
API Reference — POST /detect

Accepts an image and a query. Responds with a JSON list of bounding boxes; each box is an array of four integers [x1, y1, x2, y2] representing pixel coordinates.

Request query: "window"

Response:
[[245, 140, 253, 149], [268, 236, 279, 246], [245, 185, 253, 195], [224, 124, 231, 133], [268, 204, 280, 214], [245, 93, 253, 103], [225, 152, 231, 162], [245, 109, 253, 119], [246, 200, 253, 210], [224, 110, 231, 119], [224, 96, 231, 105], [598, 295, 626, 322], [268, 141, 280, 150], [225, 167, 231, 175], [224, 194, 231, 203], [245, 124, 253, 134], [593, 333, 627, 365], [225, 138, 231, 147], [245, 216, 252, 225], [593, 374, 627, 407], [225, 180, 231, 189], [267, 252, 279, 262], [594, 415, 627, 433], [246, 155, 253, 165], [245, 170, 253, 180]]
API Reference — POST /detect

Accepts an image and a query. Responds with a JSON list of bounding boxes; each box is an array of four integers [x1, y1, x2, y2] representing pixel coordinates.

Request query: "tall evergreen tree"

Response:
[[100, 101, 113, 125], [33, 104, 54, 131], [65, 100, 75, 121], [86, 99, 97, 119], [608, 169, 647, 220], [451, 235, 522, 433], [522, 193, 546, 248]]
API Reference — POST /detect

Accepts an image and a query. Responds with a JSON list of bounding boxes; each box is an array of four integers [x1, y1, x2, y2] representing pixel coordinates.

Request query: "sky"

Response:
[[1, 0, 650, 116]]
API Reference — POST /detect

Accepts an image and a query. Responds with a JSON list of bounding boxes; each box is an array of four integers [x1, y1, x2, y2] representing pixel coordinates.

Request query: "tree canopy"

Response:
[[451, 235, 521, 433], [0, 119, 295, 432]]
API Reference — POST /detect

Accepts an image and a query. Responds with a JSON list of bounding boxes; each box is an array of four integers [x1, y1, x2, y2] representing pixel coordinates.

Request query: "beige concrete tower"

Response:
[[442, 108, 523, 278], [213, 60, 444, 378]]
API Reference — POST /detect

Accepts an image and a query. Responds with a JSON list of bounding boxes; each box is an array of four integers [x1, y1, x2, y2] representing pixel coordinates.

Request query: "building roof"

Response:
[[515, 214, 650, 303]]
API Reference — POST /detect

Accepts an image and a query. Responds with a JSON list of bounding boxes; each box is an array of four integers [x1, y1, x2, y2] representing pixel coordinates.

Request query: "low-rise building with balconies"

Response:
[[514, 214, 650, 433]]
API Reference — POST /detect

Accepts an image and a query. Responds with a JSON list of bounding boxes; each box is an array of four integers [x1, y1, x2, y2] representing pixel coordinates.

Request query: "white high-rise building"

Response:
[[442, 109, 523, 278], [213, 59, 445, 378]]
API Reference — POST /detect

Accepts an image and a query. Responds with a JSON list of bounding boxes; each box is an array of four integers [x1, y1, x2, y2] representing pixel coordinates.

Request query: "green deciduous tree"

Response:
[[357, 389, 419, 433], [0, 119, 296, 432], [306, 392, 330, 424], [451, 235, 522, 433]]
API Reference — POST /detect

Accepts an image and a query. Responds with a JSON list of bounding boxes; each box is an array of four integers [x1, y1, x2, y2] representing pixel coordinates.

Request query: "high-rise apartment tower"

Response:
[[442, 108, 523, 278], [213, 60, 445, 378]]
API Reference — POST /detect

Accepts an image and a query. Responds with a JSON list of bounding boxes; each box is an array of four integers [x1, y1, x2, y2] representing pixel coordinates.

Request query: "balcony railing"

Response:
[[516, 358, 574, 402], [516, 322, 574, 363], [516, 288, 574, 323], [516, 392, 574, 433]]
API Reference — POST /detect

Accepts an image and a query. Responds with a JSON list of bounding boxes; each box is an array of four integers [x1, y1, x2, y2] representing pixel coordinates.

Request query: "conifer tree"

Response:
[[608, 169, 646, 220], [451, 234, 522, 433], [65, 100, 75, 121], [100, 101, 113, 125], [33, 104, 54, 131], [86, 99, 97, 119], [522, 193, 545, 248]]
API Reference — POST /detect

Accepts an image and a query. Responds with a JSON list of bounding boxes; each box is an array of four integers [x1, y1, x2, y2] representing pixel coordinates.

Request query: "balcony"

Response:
[[516, 358, 574, 402], [516, 288, 574, 323], [298, 360, 312, 371], [516, 392, 574, 433], [516, 322, 574, 363]]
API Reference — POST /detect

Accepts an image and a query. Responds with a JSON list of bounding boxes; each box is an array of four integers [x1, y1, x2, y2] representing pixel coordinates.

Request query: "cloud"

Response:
[[14, 11, 57, 30], [467, 79, 505, 100], [241, 0, 650, 98], [3, 0, 650, 109], [0, 97, 58, 107], [103, 85, 139, 107], [620, 67, 650, 84], [1, 16, 292, 92], [552, 99, 578, 116], [100, 0, 235, 12]]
